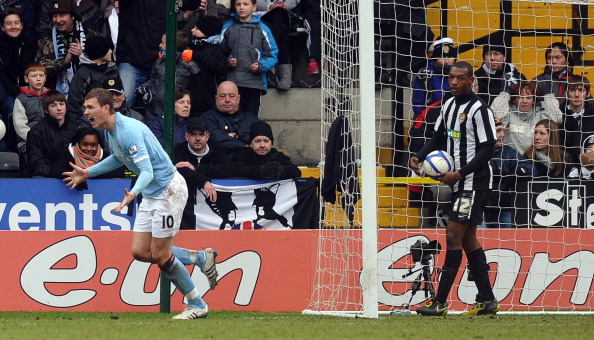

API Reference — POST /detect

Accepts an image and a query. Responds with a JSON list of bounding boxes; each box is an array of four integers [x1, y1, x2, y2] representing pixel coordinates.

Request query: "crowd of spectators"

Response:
[[410, 36, 594, 228], [0, 0, 313, 173], [0, 0, 307, 229], [3, 1, 592, 230]]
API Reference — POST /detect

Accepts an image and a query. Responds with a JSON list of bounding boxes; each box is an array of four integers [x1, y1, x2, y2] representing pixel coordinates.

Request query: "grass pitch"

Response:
[[1, 311, 593, 340]]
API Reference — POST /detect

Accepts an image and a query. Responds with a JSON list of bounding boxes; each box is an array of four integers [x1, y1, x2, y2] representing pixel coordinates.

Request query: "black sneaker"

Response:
[[415, 299, 448, 316], [461, 299, 500, 316]]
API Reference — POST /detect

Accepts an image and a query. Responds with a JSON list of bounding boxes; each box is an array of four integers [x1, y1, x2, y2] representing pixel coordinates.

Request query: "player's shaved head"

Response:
[[451, 61, 474, 77]]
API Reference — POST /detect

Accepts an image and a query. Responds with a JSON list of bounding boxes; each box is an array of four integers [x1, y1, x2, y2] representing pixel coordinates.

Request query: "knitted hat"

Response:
[[102, 76, 124, 93], [494, 117, 503, 127], [249, 121, 274, 144], [430, 37, 457, 59], [194, 16, 223, 38], [181, 0, 201, 10], [482, 31, 507, 56], [85, 35, 111, 60]]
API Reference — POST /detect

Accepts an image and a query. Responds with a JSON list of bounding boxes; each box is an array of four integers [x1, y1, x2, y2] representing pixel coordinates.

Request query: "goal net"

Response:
[[305, 0, 594, 317]]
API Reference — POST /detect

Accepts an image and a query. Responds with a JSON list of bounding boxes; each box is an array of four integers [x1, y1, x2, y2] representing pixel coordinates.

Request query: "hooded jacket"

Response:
[[411, 61, 451, 117], [221, 15, 278, 93], [13, 86, 52, 152]]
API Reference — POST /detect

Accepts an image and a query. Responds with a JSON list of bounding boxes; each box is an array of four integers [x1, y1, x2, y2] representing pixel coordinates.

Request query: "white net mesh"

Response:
[[308, 0, 594, 316]]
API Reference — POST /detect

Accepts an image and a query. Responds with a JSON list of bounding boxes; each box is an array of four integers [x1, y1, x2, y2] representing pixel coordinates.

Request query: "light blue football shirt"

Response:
[[88, 113, 176, 198]]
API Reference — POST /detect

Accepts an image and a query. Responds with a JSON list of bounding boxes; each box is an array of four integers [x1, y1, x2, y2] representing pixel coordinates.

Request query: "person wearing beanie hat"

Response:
[[230, 120, 301, 180], [67, 34, 118, 119], [187, 17, 230, 116], [194, 16, 223, 38], [84, 35, 112, 61], [475, 34, 525, 105], [411, 37, 457, 117], [249, 120, 274, 146], [532, 41, 574, 100]]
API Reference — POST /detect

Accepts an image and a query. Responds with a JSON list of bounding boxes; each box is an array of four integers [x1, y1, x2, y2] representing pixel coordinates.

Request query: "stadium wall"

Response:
[[3, 229, 594, 313], [1, 179, 594, 313]]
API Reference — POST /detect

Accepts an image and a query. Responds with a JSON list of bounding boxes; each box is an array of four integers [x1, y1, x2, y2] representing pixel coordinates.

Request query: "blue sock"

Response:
[[161, 255, 207, 309], [171, 246, 206, 267]]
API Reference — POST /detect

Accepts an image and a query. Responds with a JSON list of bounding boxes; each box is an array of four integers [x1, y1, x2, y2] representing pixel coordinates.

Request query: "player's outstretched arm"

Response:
[[62, 162, 90, 189]]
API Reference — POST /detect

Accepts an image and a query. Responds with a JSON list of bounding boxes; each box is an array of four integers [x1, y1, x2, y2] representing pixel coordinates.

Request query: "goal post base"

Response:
[[302, 309, 594, 316]]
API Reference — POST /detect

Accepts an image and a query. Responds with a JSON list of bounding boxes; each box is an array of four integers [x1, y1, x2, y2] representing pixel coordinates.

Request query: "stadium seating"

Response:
[[0, 152, 20, 178]]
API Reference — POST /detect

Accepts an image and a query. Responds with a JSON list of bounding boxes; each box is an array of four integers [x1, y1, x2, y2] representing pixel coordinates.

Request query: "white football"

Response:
[[0, 119, 5, 140], [422, 150, 454, 177]]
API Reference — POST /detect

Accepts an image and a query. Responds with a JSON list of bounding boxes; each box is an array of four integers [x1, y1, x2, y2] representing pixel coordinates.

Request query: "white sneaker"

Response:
[[171, 305, 209, 320], [201, 248, 218, 290]]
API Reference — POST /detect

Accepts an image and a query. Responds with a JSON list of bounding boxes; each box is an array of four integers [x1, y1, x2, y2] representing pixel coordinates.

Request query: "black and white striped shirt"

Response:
[[434, 92, 497, 191]]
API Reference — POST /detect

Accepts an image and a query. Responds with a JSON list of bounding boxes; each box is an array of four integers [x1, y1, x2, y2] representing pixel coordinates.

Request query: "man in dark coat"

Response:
[[231, 120, 301, 180], [173, 116, 234, 229], [201, 81, 260, 152]]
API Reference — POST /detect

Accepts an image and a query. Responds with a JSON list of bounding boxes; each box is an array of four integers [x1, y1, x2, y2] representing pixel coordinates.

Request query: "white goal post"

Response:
[[305, 0, 594, 318]]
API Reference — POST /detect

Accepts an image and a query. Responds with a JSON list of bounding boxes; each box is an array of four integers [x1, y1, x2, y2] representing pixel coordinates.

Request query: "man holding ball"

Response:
[[409, 61, 498, 316]]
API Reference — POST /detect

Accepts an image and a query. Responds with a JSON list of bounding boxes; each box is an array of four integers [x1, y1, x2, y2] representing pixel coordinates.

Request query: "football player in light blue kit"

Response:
[[63, 88, 218, 320]]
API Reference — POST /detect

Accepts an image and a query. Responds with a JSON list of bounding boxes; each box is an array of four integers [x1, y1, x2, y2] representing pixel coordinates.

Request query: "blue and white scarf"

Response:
[[52, 21, 86, 97]]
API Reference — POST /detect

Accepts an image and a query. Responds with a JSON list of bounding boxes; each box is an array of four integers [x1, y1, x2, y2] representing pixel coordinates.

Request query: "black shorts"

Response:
[[448, 189, 490, 225]]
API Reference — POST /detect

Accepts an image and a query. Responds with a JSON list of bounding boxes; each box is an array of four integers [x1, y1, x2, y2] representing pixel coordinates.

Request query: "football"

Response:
[[422, 150, 454, 178], [0, 119, 5, 141]]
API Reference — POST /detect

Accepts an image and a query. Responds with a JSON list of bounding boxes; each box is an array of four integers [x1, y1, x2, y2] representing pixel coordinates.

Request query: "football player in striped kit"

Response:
[[410, 61, 499, 316]]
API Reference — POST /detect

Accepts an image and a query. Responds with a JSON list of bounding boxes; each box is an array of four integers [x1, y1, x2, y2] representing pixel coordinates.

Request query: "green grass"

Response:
[[1, 311, 593, 340]]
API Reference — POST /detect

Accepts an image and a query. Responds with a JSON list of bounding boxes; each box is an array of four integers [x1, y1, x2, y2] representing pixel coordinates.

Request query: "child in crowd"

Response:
[[221, 0, 278, 116], [52, 127, 126, 186], [135, 31, 199, 125], [411, 37, 457, 118], [26, 89, 78, 178], [68, 35, 118, 119], [187, 15, 230, 116], [12, 62, 51, 162]]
